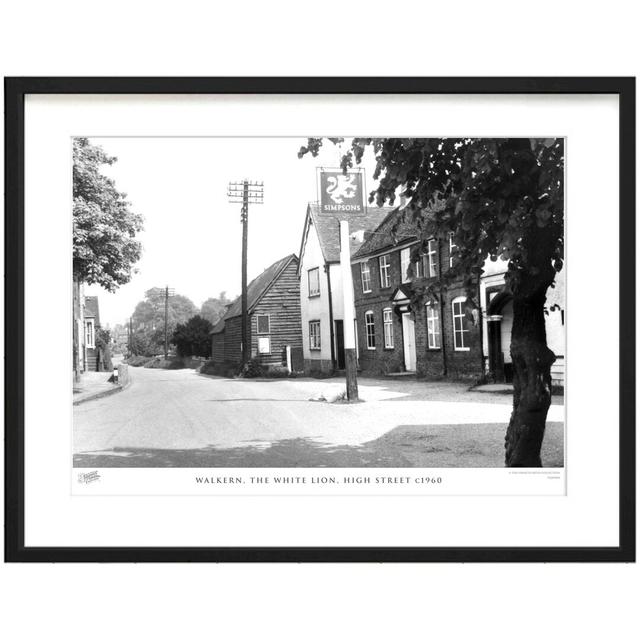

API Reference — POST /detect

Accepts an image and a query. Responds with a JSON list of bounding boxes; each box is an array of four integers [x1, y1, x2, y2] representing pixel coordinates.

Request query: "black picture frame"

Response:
[[4, 77, 636, 563]]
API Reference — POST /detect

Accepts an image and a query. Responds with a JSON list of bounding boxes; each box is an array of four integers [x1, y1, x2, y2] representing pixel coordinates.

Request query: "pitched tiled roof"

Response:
[[353, 202, 443, 258], [84, 296, 100, 323], [210, 318, 226, 335], [210, 254, 298, 333], [307, 203, 395, 263]]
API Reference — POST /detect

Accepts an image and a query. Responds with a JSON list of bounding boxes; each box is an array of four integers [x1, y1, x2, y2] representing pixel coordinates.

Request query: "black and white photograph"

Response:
[[72, 135, 566, 478], [6, 76, 632, 562]]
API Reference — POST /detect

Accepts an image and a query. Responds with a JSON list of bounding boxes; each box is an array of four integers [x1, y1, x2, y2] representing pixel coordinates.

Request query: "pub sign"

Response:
[[319, 170, 364, 214]]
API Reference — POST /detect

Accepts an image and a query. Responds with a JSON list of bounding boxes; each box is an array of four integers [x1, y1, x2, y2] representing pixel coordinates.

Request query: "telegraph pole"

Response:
[[228, 180, 264, 366], [340, 220, 359, 401], [162, 286, 175, 359]]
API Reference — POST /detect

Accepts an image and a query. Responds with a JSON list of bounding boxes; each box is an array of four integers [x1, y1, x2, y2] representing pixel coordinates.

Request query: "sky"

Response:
[[85, 137, 380, 327]]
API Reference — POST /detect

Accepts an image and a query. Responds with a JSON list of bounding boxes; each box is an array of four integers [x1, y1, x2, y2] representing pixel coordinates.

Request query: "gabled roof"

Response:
[[210, 317, 226, 335], [84, 296, 100, 322], [390, 283, 413, 302], [301, 202, 395, 266], [209, 254, 298, 334], [353, 202, 444, 259]]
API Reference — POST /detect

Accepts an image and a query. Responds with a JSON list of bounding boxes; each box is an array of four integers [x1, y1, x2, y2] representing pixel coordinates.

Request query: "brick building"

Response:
[[210, 254, 303, 372], [351, 208, 484, 379]]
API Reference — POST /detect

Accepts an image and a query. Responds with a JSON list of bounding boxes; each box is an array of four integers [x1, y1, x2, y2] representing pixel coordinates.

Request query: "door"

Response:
[[401, 313, 416, 372], [334, 320, 345, 369]]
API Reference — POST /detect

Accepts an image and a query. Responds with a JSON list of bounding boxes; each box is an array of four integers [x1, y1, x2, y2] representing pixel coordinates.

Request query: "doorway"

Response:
[[334, 319, 345, 370], [401, 313, 417, 372]]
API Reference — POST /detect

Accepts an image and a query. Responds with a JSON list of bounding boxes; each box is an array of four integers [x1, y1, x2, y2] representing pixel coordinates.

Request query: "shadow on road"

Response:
[[73, 422, 564, 469], [207, 398, 312, 402]]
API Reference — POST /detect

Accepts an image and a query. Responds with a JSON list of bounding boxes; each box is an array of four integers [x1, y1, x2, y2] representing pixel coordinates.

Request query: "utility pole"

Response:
[[129, 316, 132, 357], [162, 286, 175, 359], [228, 180, 264, 366], [340, 220, 359, 401]]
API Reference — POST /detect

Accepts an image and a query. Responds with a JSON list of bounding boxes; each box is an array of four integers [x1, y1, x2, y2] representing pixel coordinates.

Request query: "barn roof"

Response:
[[210, 318, 226, 335], [305, 202, 395, 264], [209, 254, 298, 333]]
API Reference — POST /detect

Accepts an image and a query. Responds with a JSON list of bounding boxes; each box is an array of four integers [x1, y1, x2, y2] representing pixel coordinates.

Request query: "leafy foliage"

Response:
[[171, 315, 214, 358], [200, 292, 231, 326], [239, 357, 265, 378], [130, 288, 198, 356], [301, 137, 565, 467], [300, 137, 564, 299], [95, 327, 111, 351], [73, 138, 144, 291]]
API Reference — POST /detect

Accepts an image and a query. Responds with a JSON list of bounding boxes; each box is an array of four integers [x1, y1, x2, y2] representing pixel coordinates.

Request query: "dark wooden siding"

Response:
[[223, 316, 244, 365], [211, 332, 226, 364], [250, 258, 302, 367]]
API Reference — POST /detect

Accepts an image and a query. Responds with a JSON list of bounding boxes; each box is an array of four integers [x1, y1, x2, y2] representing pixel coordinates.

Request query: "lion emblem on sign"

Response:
[[326, 174, 357, 204]]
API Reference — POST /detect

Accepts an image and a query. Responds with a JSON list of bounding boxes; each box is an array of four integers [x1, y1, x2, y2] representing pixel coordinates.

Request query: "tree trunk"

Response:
[[505, 277, 556, 467], [72, 278, 82, 383]]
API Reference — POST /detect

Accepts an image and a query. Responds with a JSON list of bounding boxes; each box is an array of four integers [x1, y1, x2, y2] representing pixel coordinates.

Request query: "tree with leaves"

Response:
[[300, 138, 563, 467], [72, 138, 143, 380], [73, 138, 144, 290], [200, 292, 231, 326], [171, 315, 214, 358], [130, 288, 198, 356]]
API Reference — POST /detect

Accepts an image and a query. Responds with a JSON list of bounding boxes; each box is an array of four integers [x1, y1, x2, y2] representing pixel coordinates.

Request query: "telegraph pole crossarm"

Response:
[[228, 180, 264, 367], [162, 286, 175, 359]]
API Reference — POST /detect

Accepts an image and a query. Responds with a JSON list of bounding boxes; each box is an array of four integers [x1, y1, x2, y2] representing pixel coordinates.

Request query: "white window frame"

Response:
[[360, 261, 372, 293], [382, 307, 394, 349], [427, 239, 438, 277], [415, 253, 425, 279], [308, 267, 320, 297], [309, 320, 321, 350], [400, 248, 411, 283], [365, 311, 376, 350], [452, 296, 470, 351], [85, 319, 95, 349], [256, 314, 270, 335], [379, 254, 391, 288], [449, 232, 457, 269], [257, 336, 271, 354], [426, 302, 441, 350]]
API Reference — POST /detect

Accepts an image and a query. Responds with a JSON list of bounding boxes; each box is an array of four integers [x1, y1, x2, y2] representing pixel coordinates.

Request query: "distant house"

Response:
[[297, 202, 393, 374], [82, 295, 102, 371], [211, 254, 303, 371]]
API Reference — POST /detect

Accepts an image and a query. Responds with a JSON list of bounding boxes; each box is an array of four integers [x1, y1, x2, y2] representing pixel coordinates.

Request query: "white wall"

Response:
[[480, 258, 566, 371], [299, 220, 332, 363], [328, 263, 344, 320], [3, 4, 636, 639]]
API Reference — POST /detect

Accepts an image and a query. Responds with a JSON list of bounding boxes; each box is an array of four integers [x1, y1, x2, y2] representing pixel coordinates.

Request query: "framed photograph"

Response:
[[4, 77, 635, 562]]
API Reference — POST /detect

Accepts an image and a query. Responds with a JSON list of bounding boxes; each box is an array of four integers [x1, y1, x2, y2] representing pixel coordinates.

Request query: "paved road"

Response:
[[73, 367, 565, 467]]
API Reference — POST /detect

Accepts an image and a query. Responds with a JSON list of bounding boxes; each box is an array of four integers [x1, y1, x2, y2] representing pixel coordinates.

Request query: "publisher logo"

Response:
[[77, 470, 101, 484]]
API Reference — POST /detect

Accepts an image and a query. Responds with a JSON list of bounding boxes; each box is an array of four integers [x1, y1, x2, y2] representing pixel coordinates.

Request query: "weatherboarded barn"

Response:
[[210, 254, 303, 371]]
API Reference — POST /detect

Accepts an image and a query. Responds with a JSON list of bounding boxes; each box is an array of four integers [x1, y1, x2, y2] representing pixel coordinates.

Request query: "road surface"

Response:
[[73, 366, 564, 467]]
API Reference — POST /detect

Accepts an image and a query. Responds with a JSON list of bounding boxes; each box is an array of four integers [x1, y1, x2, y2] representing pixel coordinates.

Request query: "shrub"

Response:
[[126, 355, 152, 367], [171, 315, 213, 358], [144, 357, 186, 370], [200, 360, 237, 378], [239, 358, 265, 378]]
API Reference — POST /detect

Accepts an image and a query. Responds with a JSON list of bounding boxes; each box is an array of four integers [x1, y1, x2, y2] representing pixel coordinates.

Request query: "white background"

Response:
[[1, 1, 638, 639], [25, 94, 602, 547]]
